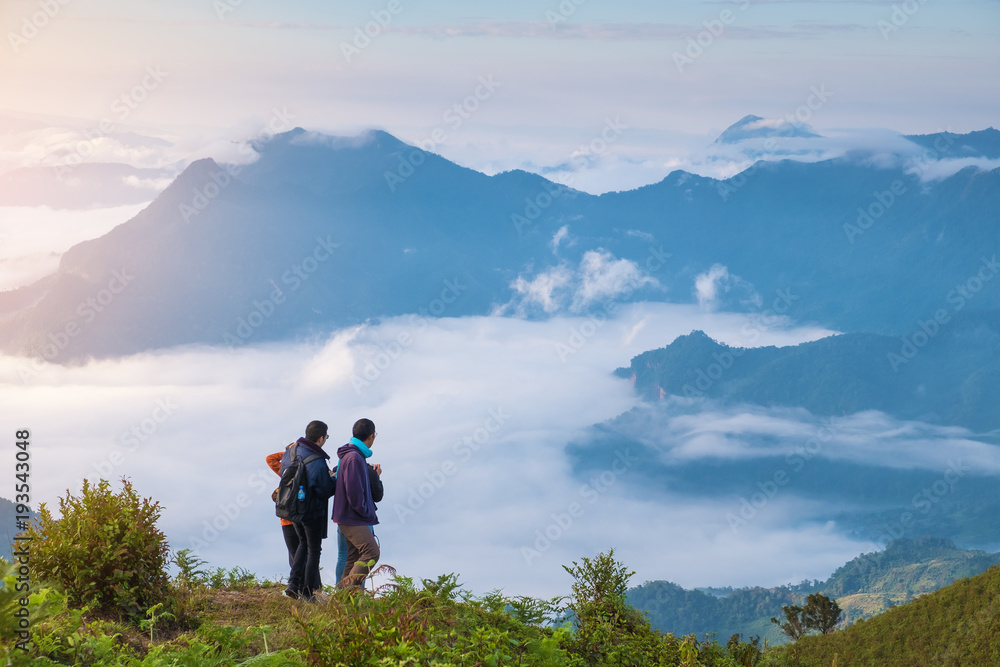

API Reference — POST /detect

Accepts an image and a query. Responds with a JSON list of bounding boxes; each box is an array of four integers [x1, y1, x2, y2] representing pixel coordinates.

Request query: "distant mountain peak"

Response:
[[249, 127, 411, 157], [903, 127, 1000, 159], [714, 114, 821, 144]]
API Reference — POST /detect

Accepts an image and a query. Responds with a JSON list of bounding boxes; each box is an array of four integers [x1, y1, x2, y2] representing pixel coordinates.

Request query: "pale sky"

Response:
[[1, 0, 998, 187]]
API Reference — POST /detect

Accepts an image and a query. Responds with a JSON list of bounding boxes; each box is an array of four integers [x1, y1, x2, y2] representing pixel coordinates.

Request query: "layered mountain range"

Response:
[[2, 124, 1000, 360], [614, 323, 1000, 433]]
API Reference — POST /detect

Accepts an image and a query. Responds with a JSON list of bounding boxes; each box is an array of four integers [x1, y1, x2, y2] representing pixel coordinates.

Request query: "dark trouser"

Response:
[[281, 523, 300, 568], [339, 524, 380, 588], [288, 519, 325, 597]]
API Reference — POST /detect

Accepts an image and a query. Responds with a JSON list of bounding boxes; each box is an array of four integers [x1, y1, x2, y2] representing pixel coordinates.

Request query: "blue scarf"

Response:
[[349, 437, 372, 458]]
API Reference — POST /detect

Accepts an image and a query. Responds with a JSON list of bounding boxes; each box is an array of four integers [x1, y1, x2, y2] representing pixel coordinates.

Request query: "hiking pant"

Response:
[[339, 524, 379, 588], [282, 523, 300, 568], [288, 519, 325, 597]]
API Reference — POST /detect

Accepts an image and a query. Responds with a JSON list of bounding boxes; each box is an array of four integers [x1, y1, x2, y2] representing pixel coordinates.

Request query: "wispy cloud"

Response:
[[694, 264, 761, 312], [501, 250, 660, 316], [381, 21, 865, 41], [1, 303, 843, 595]]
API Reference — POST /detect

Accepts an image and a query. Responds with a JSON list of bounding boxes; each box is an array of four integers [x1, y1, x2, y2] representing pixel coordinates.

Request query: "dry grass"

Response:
[[73, 585, 319, 658]]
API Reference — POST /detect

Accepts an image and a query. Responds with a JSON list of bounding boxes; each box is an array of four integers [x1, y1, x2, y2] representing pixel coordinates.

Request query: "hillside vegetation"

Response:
[[6, 481, 1000, 665], [0, 480, 768, 666], [768, 563, 1000, 666], [627, 537, 1000, 644]]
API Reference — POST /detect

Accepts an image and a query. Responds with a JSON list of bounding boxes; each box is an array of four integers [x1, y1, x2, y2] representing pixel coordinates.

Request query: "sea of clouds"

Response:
[[1, 300, 899, 598]]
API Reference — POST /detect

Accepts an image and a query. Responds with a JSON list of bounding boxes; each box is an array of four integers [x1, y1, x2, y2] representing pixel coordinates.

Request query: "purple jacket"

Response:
[[331, 443, 379, 526]]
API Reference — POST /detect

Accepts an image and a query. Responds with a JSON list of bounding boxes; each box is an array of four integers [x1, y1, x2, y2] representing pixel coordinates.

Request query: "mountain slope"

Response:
[[0, 130, 592, 358], [904, 127, 1000, 159], [614, 321, 1000, 432], [3, 126, 1000, 358], [778, 557, 1000, 665], [627, 538, 1000, 646]]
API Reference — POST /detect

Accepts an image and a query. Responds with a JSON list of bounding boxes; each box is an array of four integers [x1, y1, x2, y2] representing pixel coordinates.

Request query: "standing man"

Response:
[[281, 420, 336, 601], [335, 459, 384, 583], [333, 418, 381, 588]]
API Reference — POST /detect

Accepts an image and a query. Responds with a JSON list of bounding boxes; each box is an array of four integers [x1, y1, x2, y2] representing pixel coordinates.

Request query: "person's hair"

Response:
[[353, 418, 376, 442], [305, 420, 328, 443]]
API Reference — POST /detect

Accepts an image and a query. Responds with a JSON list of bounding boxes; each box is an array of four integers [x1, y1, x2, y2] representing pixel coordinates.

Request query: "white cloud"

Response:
[[0, 302, 851, 597], [694, 263, 761, 312], [503, 250, 661, 317], [909, 157, 1000, 182], [123, 175, 174, 190], [0, 126, 176, 172], [695, 264, 729, 311], [549, 224, 571, 254], [635, 401, 1000, 476], [572, 250, 659, 312], [508, 265, 574, 314]]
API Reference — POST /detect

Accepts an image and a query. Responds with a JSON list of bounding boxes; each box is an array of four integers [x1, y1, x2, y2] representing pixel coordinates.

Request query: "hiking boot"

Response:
[[282, 588, 299, 600]]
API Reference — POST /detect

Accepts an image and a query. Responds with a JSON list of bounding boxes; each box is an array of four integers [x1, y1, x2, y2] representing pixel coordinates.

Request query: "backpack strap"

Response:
[[289, 443, 322, 466], [280, 443, 298, 474], [282, 444, 323, 483]]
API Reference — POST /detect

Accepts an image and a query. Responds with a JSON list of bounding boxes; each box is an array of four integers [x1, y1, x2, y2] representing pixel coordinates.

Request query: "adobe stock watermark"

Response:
[[679, 287, 799, 399], [512, 116, 627, 236], [92, 398, 180, 479], [510, 181, 574, 237], [341, 0, 410, 63], [186, 470, 273, 554], [907, 128, 958, 179], [842, 180, 907, 244], [8, 0, 71, 54], [351, 277, 467, 393], [213, 0, 244, 20], [673, 0, 753, 74], [727, 415, 842, 533], [384, 75, 502, 192], [393, 408, 510, 524], [878, 460, 969, 544], [222, 236, 341, 346], [877, 0, 930, 41], [717, 85, 834, 202], [179, 107, 296, 223], [18, 268, 134, 382], [53, 65, 169, 182], [545, 0, 587, 25], [554, 244, 671, 363], [844, 128, 957, 239], [737, 287, 800, 344], [555, 301, 619, 363], [521, 448, 638, 565], [887, 256, 1000, 372]]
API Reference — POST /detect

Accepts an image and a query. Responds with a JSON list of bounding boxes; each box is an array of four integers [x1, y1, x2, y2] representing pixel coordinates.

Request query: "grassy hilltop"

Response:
[[628, 536, 1000, 644], [768, 562, 1000, 666], [4, 480, 1000, 666]]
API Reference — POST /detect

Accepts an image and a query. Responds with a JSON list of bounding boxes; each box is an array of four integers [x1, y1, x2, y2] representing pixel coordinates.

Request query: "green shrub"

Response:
[[22, 478, 170, 620], [560, 549, 691, 666]]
